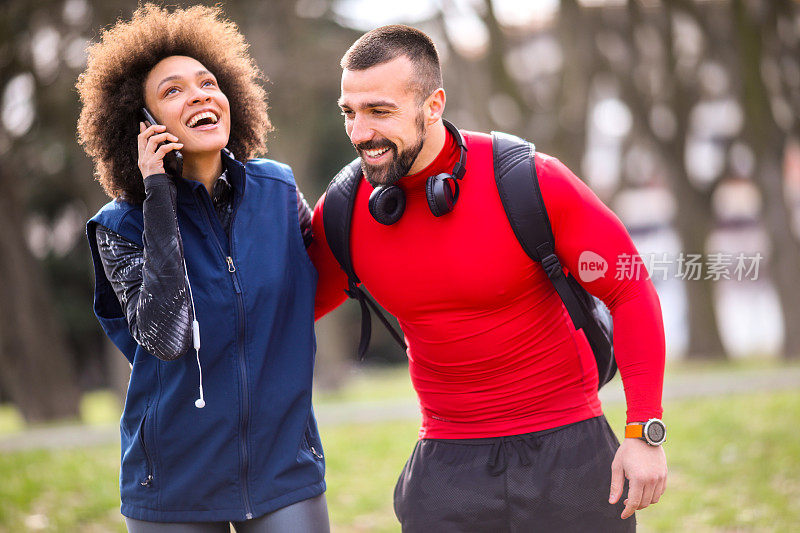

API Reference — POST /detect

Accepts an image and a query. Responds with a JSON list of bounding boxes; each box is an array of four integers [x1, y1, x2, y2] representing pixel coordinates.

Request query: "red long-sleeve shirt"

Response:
[[310, 129, 665, 439]]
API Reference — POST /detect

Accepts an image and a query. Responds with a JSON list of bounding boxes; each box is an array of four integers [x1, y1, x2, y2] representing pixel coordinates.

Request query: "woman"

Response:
[[77, 5, 328, 531]]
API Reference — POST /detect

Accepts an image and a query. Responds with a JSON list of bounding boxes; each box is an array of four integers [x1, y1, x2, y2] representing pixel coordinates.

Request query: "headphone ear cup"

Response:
[[368, 185, 407, 225], [426, 174, 457, 217]]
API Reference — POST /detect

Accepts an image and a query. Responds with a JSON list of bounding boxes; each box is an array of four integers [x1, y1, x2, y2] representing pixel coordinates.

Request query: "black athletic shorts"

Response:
[[393, 415, 635, 532]]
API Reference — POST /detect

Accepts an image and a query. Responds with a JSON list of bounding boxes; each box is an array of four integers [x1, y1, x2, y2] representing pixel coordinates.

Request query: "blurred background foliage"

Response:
[[1, 0, 800, 424]]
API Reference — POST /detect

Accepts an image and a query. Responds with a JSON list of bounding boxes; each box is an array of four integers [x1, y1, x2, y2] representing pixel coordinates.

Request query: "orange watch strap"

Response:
[[625, 424, 644, 439]]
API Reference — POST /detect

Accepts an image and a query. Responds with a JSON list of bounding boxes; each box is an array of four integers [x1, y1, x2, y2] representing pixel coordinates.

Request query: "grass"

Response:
[[1, 366, 799, 532], [325, 420, 419, 532], [0, 404, 24, 435], [632, 390, 800, 532], [315, 365, 415, 404], [0, 447, 123, 532]]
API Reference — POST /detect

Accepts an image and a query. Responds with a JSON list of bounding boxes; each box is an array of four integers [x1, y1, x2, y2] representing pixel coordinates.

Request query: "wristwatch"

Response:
[[625, 418, 666, 446]]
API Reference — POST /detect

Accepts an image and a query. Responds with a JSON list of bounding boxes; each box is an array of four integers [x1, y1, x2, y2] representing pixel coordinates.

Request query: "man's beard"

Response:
[[356, 113, 425, 188]]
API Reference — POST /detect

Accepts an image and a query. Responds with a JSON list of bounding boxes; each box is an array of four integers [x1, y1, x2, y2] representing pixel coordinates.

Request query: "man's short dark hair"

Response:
[[341, 25, 443, 103]]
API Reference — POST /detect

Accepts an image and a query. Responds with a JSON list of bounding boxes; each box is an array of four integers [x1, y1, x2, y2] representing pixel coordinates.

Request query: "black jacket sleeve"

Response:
[[96, 176, 313, 361], [95, 174, 193, 361]]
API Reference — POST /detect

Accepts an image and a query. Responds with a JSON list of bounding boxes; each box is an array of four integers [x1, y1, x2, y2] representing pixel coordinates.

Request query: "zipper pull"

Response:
[[226, 256, 241, 294]]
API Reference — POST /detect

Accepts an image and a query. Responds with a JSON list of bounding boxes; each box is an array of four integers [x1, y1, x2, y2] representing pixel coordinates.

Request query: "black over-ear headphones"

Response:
[[368, 119, 467, 225]]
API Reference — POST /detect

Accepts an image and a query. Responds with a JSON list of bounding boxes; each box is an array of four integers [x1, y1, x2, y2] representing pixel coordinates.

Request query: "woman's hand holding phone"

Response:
[[137, 121, 183, 179]]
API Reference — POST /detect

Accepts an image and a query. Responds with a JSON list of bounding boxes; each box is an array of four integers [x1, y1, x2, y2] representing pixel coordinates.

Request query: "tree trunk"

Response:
[[733, 0, 800, 358], [481, 0, 532, 129], [551, 0, 594, 172], [601, 0, 728, 359], [756, 155, 800, 358], [671, 185, 728, 359], [0, 166, 81, 422]]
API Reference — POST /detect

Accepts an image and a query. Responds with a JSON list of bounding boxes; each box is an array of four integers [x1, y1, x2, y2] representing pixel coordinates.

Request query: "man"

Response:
[[310, 25, 667, 532]]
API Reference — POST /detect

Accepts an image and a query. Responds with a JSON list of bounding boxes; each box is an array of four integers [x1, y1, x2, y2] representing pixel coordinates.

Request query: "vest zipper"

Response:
[[194, 189, 253, 519], [234, 281, 251, 519], [138, 410, 154, 487], [303, 430, 324, 460]]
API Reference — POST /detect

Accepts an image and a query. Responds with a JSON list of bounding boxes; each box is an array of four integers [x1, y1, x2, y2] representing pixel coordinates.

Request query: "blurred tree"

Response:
[[481, 0, 532, 131], [0, 0, 83, 421], [551, 0, 595, 172], [591, 0, 800, 359], [612, 0, 728, 359], [731, 0, 800, 358]]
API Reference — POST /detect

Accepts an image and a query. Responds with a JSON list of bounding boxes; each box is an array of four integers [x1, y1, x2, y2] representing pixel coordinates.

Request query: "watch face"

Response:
[[646, 420, 666, 444]]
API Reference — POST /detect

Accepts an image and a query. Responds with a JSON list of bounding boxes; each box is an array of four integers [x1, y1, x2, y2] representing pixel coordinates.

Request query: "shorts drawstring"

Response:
[[488, 435, 542, 476]]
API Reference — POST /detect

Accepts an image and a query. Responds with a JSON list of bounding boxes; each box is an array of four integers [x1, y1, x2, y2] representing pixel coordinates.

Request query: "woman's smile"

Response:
[[144, 55, 231, 159]]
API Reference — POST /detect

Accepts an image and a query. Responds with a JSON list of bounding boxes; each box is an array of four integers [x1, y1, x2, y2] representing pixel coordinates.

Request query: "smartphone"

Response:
[[141, 107, 183, 179]]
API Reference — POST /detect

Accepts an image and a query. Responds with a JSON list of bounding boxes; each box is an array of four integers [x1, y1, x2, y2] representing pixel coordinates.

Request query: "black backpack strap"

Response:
[[322, 159, 406, 359], [491, 131, 587, 330], [323, 158, 362, 283]]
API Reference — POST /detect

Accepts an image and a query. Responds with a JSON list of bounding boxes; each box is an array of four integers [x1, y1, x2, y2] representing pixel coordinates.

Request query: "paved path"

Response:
[[2, 365, 798, 453]]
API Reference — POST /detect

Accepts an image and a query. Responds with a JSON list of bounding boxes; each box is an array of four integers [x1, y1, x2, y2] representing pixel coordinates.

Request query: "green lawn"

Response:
[[1, 369, 799, 532]]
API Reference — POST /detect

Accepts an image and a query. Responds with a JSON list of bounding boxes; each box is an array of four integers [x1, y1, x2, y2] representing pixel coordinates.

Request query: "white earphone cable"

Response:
[[183, 258, 205, 409]]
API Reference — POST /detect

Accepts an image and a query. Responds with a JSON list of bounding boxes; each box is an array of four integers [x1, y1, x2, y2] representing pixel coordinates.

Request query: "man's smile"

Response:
[[361, 146, 392, 164], [357, 139, 395, 165]]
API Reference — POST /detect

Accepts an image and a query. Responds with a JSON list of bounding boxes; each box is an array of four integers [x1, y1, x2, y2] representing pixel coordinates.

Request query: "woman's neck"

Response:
[[182, 152, 224, 195]]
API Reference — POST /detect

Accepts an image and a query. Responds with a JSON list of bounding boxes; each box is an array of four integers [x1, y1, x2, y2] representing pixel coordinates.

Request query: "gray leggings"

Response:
[[124, 494, 330, 533]]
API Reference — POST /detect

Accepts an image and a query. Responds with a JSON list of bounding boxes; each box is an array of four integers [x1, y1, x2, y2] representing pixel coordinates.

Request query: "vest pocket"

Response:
[[302, 432, 324, 460], [138, 406, 155, 487], [300, 420, 324, 461]]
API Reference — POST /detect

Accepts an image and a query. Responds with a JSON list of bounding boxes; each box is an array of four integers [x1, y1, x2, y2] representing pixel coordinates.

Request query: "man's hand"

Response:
[[609, 437, 668, 519]]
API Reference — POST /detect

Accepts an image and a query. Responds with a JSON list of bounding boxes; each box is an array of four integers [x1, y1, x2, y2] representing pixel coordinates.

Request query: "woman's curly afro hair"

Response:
[[76, 3, 271, 203]]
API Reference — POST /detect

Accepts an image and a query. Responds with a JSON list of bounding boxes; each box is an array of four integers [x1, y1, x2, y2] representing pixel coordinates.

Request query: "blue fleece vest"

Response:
[[86, 154, 323, 522]]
